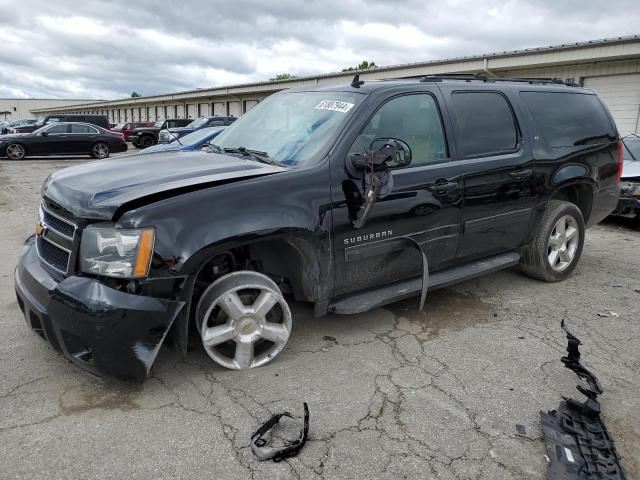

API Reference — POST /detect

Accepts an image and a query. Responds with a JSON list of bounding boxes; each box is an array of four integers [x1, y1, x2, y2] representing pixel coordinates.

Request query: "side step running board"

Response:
[[329, 251, 520, 314]]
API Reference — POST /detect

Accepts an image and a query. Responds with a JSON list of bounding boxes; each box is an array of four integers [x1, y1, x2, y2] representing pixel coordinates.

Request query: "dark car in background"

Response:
[[139, 126, 225, 154], [1, 118, 38, 134], [612, 133, 640, 221], [111, 121, 154, 141], [129, 118, 192, 148], [0, 122, 126, 160], [12, 114, 110, 133], [157, 116, 235, 144]]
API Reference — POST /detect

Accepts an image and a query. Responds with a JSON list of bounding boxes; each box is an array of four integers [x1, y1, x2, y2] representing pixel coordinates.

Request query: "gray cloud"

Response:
[[0, 0, 638, 99]]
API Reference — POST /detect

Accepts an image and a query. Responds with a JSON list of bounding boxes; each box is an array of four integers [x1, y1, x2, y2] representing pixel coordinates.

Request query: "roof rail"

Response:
[[419, 74, 579, 87]]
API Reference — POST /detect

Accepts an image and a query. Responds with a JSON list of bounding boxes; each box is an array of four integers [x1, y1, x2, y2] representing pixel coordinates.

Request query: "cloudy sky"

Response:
[[0, 0, 638, 100]]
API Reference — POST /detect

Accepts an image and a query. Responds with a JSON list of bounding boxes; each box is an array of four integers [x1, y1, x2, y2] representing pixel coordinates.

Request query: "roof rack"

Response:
[[419, 74, 579, 87]]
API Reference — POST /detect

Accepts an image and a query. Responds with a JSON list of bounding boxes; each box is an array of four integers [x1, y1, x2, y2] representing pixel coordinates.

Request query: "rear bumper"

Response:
[[587, 185, 620, 227], [15, 237, 184, 381], [112, 143, 128, 153]]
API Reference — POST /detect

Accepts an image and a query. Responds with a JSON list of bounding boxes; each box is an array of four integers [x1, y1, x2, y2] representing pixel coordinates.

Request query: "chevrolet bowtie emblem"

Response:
[[35, 222, 45, 236]]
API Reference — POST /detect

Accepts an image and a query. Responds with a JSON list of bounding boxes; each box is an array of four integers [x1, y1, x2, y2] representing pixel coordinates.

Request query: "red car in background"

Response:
[[111, 121, 154, 141]]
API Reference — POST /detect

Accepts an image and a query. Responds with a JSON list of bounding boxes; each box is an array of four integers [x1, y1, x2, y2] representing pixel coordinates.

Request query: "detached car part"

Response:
[[251, 402, 309, 462], [540, 321, 627, 479]]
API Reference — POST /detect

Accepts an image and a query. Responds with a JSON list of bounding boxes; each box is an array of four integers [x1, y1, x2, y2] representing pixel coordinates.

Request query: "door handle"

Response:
[[432, 180, 458, 192], [509, 169, 532, 179]]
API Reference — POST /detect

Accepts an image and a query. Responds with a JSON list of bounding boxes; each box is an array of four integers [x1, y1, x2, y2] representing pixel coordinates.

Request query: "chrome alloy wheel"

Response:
[[93, 143, 109, 159], [197, 272, 292, 370], [6, 143, 25, 160], [547, 214, 579, 272]]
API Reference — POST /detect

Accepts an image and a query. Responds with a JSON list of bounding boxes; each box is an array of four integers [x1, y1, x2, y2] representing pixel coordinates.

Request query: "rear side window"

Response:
[[450, 92, 518, 157], [520, 92, 614, 147], [71, 124, 98, 134]]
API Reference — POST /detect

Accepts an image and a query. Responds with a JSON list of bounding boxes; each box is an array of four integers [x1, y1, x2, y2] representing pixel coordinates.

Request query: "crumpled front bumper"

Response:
[[14, 237, 184, 381]]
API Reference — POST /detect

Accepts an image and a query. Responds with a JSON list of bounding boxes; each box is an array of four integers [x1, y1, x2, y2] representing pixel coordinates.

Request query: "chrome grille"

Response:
[[36, 235, 71, 274], [40, 203, 77, 240]]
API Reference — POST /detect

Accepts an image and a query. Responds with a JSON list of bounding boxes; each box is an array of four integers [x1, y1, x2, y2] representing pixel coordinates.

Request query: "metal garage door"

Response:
[[198, 103, 209, 117], [228, 101, 241, 117], [584, 74, 640, 134], [244, 100, 258, 112], [213, 102, 226, 115], [186, 104, 196, 119], [176, 104, 184, 118]]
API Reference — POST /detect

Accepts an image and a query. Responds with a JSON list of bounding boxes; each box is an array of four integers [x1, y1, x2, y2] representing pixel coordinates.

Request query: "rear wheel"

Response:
[[195, 271, 292, 370], [140, 135, 155, 148], [91, 142, 110, 159], [6, 143, 26, 160], [520, 200, 585, 282]]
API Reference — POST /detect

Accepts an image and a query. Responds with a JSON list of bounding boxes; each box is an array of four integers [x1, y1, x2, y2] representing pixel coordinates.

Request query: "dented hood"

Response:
[[43, 150, 289, 219]]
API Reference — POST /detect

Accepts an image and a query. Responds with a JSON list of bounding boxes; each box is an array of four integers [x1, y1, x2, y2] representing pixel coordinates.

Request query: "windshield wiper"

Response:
[[207, 143, 223, 153], [223, 147, 284, 166]]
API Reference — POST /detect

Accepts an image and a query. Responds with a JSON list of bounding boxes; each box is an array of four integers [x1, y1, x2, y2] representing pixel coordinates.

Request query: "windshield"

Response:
[[173, 127, 224, 146], [113, 123, 126, 130], [35, 116, 46, 126], [213, 91, 364, 166], [623, 135, 640, 161], [153, 120, 164, 128], [32, 125, 51, 135], [187, 117, 210, 129]]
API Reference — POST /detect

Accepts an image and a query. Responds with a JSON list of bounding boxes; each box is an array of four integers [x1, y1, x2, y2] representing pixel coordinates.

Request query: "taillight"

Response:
[[616, 139, 623, 183]]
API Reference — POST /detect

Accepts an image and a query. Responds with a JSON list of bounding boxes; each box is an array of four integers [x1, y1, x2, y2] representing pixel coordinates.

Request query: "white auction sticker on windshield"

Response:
[[315, 100, 355, 113]]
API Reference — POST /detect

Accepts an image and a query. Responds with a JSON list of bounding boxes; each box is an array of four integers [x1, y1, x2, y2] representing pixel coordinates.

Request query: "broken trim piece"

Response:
[[251, 402, 310, 462], [540, 321, 627, 479]]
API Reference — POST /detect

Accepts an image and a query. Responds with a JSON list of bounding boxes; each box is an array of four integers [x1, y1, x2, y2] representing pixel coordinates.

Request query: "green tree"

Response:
[[342, 60, 377, 72], [269, 73, 297, 81], [130, 91, 142, 97]]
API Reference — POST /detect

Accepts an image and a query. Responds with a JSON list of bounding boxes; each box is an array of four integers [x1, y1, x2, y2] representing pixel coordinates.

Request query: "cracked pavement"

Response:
[[1, 158, 639, 479]]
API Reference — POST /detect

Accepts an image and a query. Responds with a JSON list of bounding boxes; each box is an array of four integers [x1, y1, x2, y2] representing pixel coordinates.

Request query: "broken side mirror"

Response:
[[346, 137, 412, 177], [348, 138, 411, 229]]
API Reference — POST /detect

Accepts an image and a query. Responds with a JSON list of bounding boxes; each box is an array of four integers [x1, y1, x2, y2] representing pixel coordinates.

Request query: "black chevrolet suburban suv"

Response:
[[129, 118, 192, 148], [15, 75, 622, 380]]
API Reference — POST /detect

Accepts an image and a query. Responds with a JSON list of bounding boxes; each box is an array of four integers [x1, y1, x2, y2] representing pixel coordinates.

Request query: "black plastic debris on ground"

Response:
[[540, 320, 627, 479], [251, 402, 309, 462]]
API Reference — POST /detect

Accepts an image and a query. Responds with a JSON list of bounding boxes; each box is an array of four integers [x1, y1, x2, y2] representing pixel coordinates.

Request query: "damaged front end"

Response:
[[540, 321, 627, 479], [15, 237, 184, 380]]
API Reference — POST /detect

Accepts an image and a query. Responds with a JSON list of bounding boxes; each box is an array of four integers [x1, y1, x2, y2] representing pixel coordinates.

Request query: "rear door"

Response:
[[69, 124, 99, 153], [332, 88, 463, 297], [439, 86, 538, 261]]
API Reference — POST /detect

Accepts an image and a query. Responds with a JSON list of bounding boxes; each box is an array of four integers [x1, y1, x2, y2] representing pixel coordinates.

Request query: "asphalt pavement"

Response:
[[1, 157, 638, 479]]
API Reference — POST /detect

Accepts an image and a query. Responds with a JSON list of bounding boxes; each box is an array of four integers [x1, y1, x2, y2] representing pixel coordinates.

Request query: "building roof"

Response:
[[31, 34, 640, 113]]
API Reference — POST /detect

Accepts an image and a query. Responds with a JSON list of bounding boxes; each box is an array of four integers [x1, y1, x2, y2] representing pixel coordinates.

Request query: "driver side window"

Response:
[[350, 94, 447, 167]]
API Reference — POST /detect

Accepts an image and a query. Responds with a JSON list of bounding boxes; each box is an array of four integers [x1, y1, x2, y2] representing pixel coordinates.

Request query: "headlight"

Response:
[[80, 225, 155, 278]]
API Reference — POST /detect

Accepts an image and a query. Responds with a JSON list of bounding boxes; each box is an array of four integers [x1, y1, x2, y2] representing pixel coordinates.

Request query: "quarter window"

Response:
[[520, 92, 615, 147], [450, 92, 518, 157], [349, 94, 447, 167], [71, 124, 98, 134]]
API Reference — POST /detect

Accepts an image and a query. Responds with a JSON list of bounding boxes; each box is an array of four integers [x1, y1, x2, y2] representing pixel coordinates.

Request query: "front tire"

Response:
[[520, 200, 585, 282], [5, 143, 26, 160], [91, 142, 110, 159], [195, 271, 292, 370], [139, 135, 155, 149]]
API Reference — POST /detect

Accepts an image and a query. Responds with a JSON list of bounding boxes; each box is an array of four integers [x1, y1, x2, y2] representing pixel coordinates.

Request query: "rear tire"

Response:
[[5, 143, 26, 160], [91, 142, 110, 159], [520, 200, 585, 282], [140, 135, 155, 149]]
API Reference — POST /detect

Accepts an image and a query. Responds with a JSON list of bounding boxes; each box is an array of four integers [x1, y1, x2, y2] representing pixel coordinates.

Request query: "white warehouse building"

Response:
[[0, 98, 100, 122], [32, 35, 640, 134]]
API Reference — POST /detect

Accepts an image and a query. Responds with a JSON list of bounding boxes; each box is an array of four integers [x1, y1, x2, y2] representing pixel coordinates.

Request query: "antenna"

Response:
[[351, 74, 365, 88]]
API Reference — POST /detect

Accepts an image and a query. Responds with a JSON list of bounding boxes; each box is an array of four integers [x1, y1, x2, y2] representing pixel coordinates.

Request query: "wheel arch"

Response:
[[5, 141, 28, 157], [548, 179, 595, 224]]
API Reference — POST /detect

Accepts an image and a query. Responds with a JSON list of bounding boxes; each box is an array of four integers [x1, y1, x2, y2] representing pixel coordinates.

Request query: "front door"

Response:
[[331, 91, 463, 298], [439, 87, 540, 261], [30, 124, 70, 155]]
